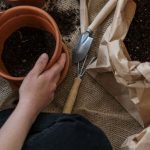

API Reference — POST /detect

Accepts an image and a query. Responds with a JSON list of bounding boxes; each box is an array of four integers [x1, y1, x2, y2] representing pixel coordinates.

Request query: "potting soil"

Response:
[[124, 0, 150, 62], [2, 27, 56, 77]]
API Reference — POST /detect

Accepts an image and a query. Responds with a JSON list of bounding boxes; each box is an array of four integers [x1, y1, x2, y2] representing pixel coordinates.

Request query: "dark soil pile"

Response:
[[124, 0, 150, 62], [47, 2, 79, 37], [49, 7, 80, 36], [2, 27, 56, 77], [0, 0, 11, 11]]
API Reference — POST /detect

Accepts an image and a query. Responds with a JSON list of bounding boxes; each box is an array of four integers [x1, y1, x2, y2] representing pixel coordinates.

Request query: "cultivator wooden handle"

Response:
[[63, 77, 82, 114]]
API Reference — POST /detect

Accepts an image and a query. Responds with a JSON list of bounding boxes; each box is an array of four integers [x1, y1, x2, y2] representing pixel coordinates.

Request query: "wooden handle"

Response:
[[80, 0, 89, 33], [88, 0, 117, 31], [63, 77, 82, 114], [88, 0, 92, 8]]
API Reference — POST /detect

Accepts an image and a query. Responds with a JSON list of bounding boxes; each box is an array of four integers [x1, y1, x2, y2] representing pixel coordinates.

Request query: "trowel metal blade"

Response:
[[73, 31, 93, 63]]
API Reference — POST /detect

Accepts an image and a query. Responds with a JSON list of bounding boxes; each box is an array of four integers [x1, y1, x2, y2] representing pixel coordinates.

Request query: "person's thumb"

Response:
[[31, 53, 49, 75]]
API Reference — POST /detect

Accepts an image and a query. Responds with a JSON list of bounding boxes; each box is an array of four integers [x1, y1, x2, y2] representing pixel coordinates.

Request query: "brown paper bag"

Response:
[[121, 126, 150, 150], [88, 0, 150, 127]]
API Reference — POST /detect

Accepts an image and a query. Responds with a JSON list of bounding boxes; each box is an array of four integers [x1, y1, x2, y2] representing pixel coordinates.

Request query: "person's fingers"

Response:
[[31, 53, 49, 76], [44, 53, 66, 79]]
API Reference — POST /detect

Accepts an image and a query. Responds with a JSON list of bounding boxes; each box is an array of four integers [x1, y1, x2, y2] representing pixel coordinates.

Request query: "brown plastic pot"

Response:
[[6, 0, 45, 7], [0, 6, 70, 85]]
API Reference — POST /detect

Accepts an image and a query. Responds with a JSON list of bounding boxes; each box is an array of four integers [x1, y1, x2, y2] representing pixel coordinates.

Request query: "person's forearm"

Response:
[[0, 101, 39, 150], [0, 53, 65, 150]]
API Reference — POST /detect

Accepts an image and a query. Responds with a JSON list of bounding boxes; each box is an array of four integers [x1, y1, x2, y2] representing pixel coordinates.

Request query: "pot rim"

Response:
[[57, 42, 70, 84], [0, 6, 62, 67], [0, 15, 58, 80], [0, 6, 64, 81]]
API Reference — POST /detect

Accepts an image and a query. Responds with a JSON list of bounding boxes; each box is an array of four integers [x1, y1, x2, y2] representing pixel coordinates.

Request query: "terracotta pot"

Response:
[[0, 6, 70, 85], [6, 0, 45, 7]]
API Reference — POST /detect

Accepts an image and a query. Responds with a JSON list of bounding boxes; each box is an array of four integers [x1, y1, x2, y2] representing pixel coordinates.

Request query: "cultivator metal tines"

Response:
[[77, 56, 96, 79]]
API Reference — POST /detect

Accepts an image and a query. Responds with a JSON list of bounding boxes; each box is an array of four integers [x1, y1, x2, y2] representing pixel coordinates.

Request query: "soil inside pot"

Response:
[[2, 27, 56, 77], [124, 0, 150, 62]]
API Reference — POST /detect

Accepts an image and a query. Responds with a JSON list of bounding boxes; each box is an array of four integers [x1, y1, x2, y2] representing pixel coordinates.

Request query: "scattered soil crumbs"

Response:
[[0, 0, 11, 11], [48, 7, 80, 36], [124, 0, 150, 62], [2, 27, 56, 77], [46, 0, 80, 37]]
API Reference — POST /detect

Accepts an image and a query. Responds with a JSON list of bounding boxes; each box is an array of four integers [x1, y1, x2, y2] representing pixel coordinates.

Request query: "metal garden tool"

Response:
[[63, 56, 96, 114], [63, 0, 90, 114], [73, 0, 118, 63]]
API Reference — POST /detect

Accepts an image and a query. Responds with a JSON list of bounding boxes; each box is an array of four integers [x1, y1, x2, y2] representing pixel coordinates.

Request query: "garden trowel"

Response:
[[73, 0, 118, 63]]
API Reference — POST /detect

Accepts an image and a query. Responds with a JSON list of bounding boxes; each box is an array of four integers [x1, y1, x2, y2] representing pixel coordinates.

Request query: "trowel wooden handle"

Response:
[[88, 0, 117, 31], [80, 0, 89, 33], [63, 77, 82, 114], [88, 0, 92, 8]]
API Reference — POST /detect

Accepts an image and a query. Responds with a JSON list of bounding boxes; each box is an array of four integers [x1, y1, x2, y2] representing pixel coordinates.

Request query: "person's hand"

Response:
[[18, 53, 66, 115]]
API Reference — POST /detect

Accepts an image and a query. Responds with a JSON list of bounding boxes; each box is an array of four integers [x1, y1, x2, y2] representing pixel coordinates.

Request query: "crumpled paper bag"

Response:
[[121, 126, 150, 150], [88, 0, 150, 127]]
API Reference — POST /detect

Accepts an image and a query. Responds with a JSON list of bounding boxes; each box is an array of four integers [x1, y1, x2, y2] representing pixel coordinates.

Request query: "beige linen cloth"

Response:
[[0, 0, 143, 149]]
